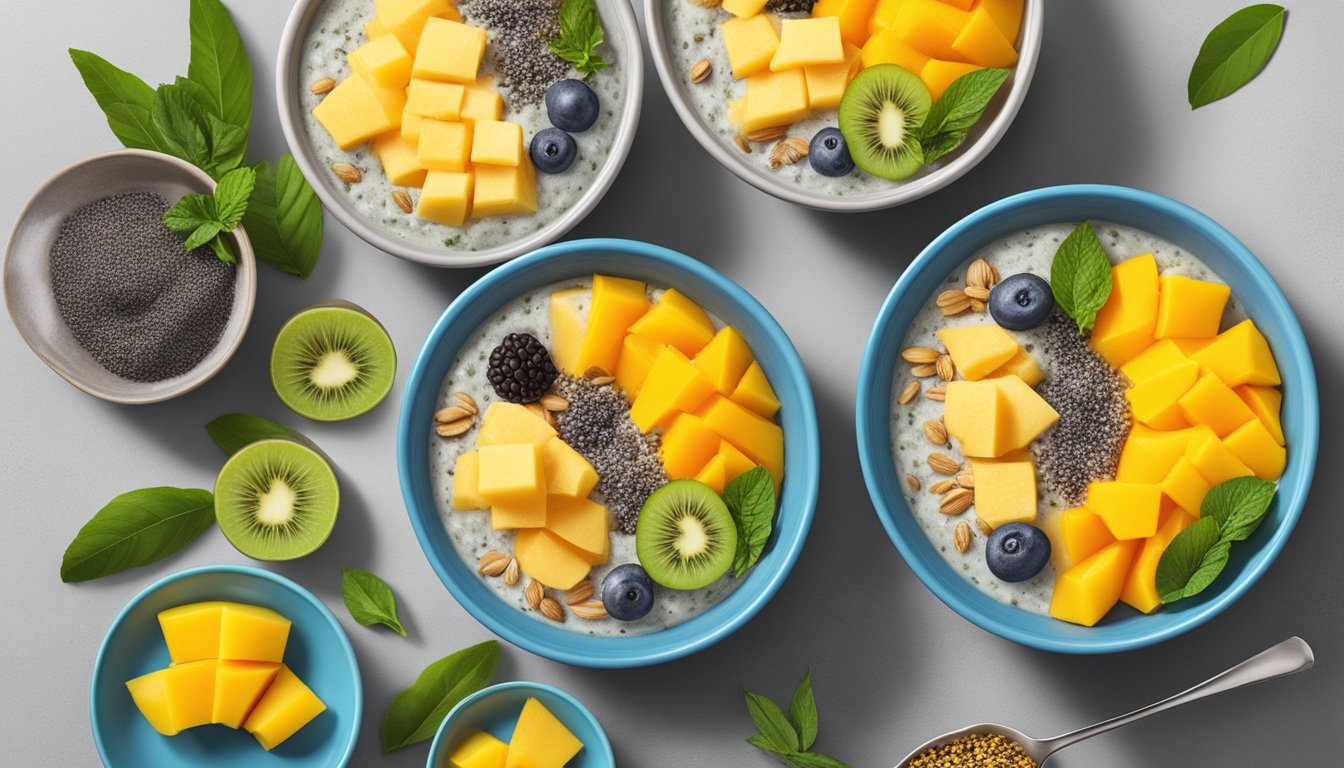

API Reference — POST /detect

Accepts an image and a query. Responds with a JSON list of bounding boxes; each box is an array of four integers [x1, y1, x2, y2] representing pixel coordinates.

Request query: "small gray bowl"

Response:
[[275, 0, 644, 268], [3, 149, 256, 404]]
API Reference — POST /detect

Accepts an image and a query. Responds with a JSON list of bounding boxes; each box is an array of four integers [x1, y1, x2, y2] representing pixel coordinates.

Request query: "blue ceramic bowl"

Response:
[[398, 238, 819, 667], [856, 185, 1319, 654], [425, 682, 614, 768], [91, 564, 362, 766]]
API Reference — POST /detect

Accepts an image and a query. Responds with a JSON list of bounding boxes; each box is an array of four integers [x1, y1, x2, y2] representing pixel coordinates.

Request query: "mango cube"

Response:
[[943, 380, 1009, 458], [986, 347, 1043, 388], [1223, 419, 1286, 481], [213, 661, 282, 729], [1191, 319, 1281, 387], [418, 119, 472, 171], [243, 664, 327, 751], [311, 74, 405, 149], [576, 274, 650, 375], [804, 43, 862, 110], [628, 288, 717, 357], [452, 451, 487, 510], [477, 442, 545, 509], [1088, 481, 1162, 540], [1116, 425, 1197, 484], [401, 107, 425, 145], [1056, 506, 1114, 570], [490, 501, 547, 531], [935, 324, 1019, 380], [219, 603, 291, 663], [505, 698, 585, 768], [951, 4, 1018, 67], [1120, 509, 1196, 614], [365, 18, 388, 40], [812, 0, 881, 46], [470, 120, 524, 167], [771, 16, 845, 71], [347, 34, 414, 89], [869, 0, 905, 33], [461, 85, 505, 123], [731, 361, 781, 418], [694, 454, 729, 494], [406, 78, 465, 120], [629, 346, 715, 432], [694, 326, 754, 395], [969, 452, 1037, 529], [373, 132, 428, 187], [743, 68, 810, 133], [994, 374, 1060, 451], [472, 162, 538, 219], [1236, 384, 1285, 445], [719, 440, 759, 485], [548, 288, 588, 374], [127, 660, 218, 735], [1119, 339, 1188, 386], [1048, 539, 1140, 627], [616, 334, 664, 398], [375, 0, 459, 50], [1091, 253, 1159, 368], [1161, 455, 1213, 514], [412, 17, 486, 83], [698, 395, 785, 487], [861, 28, 932, 73], [727, 97, 747, 129], [722, 0, 769, 18], [1186, 431, 1254, 486], [542, 437, 598, 499], [417, 170, 474, 226], [545, 495, 610, 562], [661, 413, 723, 480], [1155, 275, 1230, 339], [919, 58, 984, 100], [478, 402, 557, 446], [1171, 337, 1214, 356], [891, 0, 968, 60], [450, 730, 509, 768], [514, 528, 596, 589], [1177, 372, 1256, 437], [722, 13, 781, 79], [1126, 360, 1198, 430], [159, 601, 225, 664], [980, 0, 1025, 42]]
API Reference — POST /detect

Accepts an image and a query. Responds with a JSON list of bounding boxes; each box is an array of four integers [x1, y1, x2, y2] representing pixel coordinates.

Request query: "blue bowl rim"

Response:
[[425, 680, 615, 767], [396, 237, 820, 668], [855, 183, 1320, 654], [89, 563, 364, 765]]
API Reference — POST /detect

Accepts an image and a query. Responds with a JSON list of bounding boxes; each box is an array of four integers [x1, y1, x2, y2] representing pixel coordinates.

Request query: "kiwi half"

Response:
[[838, 64, 932, 181], [271, 301, 396, 422], [635, 480, 738, 590], [215, 438, 339, 560]]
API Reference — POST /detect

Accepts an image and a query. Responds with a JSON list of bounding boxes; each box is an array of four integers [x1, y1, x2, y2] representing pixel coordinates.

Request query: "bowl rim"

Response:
[[425, 681, 615, 767], [89, 563, 363, 766], [396, 237, 820, 667], [643, 0, 1044, 212], [274, 0, 645, 268], [2, 148, 256, 404], [855, 183, 1321, 653]]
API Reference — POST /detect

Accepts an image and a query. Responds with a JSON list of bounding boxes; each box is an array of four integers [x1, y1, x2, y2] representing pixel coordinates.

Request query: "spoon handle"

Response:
[[1039, 637, 1314, 757]]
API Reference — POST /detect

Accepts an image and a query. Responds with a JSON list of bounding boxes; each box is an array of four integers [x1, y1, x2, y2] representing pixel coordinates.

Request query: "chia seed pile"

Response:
[[1034, 313, 1131, 505], [49, 192, 235, 382], [551, 375, 668, 534], [905, 733, 1038, 768], [461, 0, 571, 106]]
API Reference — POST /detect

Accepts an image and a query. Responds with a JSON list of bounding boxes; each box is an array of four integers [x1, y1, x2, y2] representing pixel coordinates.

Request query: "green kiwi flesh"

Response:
[[271, 302, 396, 422], [215, 438, 339, 560], [635, 479, 738, 590], [838, 64, 932, 181]]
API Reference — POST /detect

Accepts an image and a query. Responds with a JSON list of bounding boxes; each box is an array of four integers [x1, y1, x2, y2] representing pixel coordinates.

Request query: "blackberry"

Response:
[[487, 333, 558, 403]]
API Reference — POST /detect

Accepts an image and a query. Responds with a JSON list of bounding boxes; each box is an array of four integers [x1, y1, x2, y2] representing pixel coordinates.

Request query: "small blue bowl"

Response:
[[857, 185, 1319, 654], [425, 682, 614, 768], [398, 238, 819, 667], [91, 564, 363, 766]]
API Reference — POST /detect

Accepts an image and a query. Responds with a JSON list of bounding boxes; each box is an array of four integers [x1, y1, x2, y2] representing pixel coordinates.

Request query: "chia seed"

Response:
[[461, 0, 572, 106], [1034, 313, 1131, 505], [552, 375, 668, 534], [48, 192, 235, 383]]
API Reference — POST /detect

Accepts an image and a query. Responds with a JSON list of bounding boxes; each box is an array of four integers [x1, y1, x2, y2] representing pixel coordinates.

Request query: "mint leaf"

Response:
[[1156, 516, 1231, 603], [163, 193, 217, 235], [242, 155, 323, 278], [185, 222, 223, 252], [789, 669, 818, 752], [744, 671, 852, 768], [723, 467, 775, 577], [204, 113, 247, 179], [744, 688, 800, 752], [776, 752, 854, 768], [152, 78, 213, 171], [188, 0, 252, 135], [68, 49, 166, 152], [1202, 476, 1276, 542], [341, 567, 407, 636], [920, 130, 968, 165], [549, 0, 608, 77], [213, 166, 256, 228], [381, 641, 499, 752], [919, 68, 1010, 163], [60, 488, 215, 583], [1050, 221, 1113, 335], [1188, 4, 1285, 109], [206, 412, 304, 456]]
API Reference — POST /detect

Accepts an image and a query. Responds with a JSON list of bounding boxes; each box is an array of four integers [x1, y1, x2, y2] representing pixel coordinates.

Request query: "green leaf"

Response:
[[549, 0, 608, 77], [163, 193, 217, 234], [213, 166, 256, 228], [1157, 516, 1232, 603], [152, 78, 212, 169], [188, 0, 253, 133], [68, 49, 166, 152], [776, 752, 854, 768], [1202, 476, 1276, 542], [744, 688, 799, 753], [1188, 4, 1285, 109], [1049, 221, 1113, 334], [920, 130, 968, 165], [788, 669, 818, 752], [381, 641, 499, 752], [724, 467, 776, 577], [60, 488, 215, 583], [207, 236, 235, 263], [341, 567, 407, 636], [241, 155, 323, 278], [918, 67, 1010, 162], [184, 222, 222, 252], [205, 413, 303, 456], [203, 113, 248, 179]]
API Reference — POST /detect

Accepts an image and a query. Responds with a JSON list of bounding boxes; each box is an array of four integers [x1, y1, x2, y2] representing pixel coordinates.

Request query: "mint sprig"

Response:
[[744, 670, 851, 768], [1050, 220, 1113, 335], [723, 466, 776, 577], [1156, 476, 1276, 604], [548, 0, 608, 78], [163, 166, 255, 263], [918, 67, 1010, 164]]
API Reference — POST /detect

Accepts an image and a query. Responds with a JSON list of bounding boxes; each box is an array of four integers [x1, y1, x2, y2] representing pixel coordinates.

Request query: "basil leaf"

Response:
[[241, 155, 323, 278], [1202, 476, 1276, 542], [381, 640, 499, 752], [213, 166, 256, 228], [724, 467, 776, 576], [68, 49, 166, 152], [744, 688, 800, 752], [163, 193, 217, 234], [918, 68, 1010, 161], [206, 412, 304, 456], [341, 567, 407, 636], [1157, 516, 1232, 603], [1188, 4, 1285, 109], [1050, 221, 1113, 335], [185, 222, 223, 252], [188, 0, 253, 133], [788, 669, 818, 752], [61, 488, 215, 583], [152, 78, 212, 169]]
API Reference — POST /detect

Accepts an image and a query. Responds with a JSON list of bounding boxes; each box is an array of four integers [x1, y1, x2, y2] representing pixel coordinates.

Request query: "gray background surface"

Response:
[[2, 1, 1340, 766]]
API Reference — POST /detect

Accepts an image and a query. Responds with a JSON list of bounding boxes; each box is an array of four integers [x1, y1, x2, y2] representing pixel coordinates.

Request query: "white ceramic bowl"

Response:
[[645, 0, 1043, 211], [3, 149, 256, 404], [275, 0, 644, 268]]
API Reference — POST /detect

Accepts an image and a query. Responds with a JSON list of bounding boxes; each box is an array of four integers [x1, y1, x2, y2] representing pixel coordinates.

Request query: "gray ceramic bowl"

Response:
[[275, 0, 644, 268], [3, 149, 256, 404], [646, 0, 1043, 211]]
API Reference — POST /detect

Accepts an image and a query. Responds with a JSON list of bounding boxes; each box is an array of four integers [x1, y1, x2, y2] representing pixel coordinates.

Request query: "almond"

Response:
[[936, 354, 955, 381], [746, 125, 787, 143], [768, 136, 809, 168], [332, 162, 361, 183], [939, 299, 973, 317], [953, 521, 973, 553], [906, 474, 921, 492], [940, 487, 974, 515], [901, 346, 942, 364], [524, 580, 544, 609], [539, 597, 566, 622], [956, 470, 975, 489], [565, 580, 596, 605], [310, 77, 335, 95], [927, 452, 961, 474], [570, 600, 608, 620], [502, 559, 520, 586], [453, 391, 478, 415], [967, 258, 1000, 289], [925, 384, 947, 401], [964, 285, 991, 301], [540, 394, 569, 412], [929, 478, 957, 495], [911, 363, 938, 378], [392, 189, 413, 213], [434, 405, 473, 424], [477, 551, 511, 576], [898, 380, 920, 405], [690, 58, 712, 84], [923, 419, 949, 446], [936, 289, 970, 308], [435, 419, 473, 438]]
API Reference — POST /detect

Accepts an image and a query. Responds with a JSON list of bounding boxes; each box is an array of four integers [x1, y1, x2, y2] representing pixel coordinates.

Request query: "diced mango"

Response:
[[804, 43, 862, 110], [490, 500, 547, 531], [743, 68, 811, 133], [126, 669, 179, 736], [811, 0, 879, 46], [860, 28, 931, 73], [1186, 431, 1254, 486], [1119, 339, 1188, 386], [694, 326, 754, 395], [243, 664, 327, 751], [616, 334, 664, 399], [219, 603, 291, 663], [365, 18, 388, 40], [548, 288, 588, 374], [1191, 319, 1281, 387], [418, 119, 472, 171], [1048, 539, 1140, 627], [1170, 337, 1214, 356], [951, 5, 1018, 67], [868, 0, 906, 34], [505, 697, 585, 768], [1088, 481, 1162, 540], [478, 442, 545, 510], [891, 0, 969, 60], [731, 361, 781, 418], [936, 0, 974, 9], [348, 34, 414, 89], [1161, 455, 1213, 513], [450, 730, 509, 768], [919, 58, 984, 99], [1126, 360, 1198, 430], [980, 0, 1024, 42], [771, 16, 845, 71], [375, 0, 458, 51], [545, 495, 610, 562], [576, 275, 651, 376], [694, 454, 728, 494], [312, 75, 405, 149], [935, 324, 1019, 380], [477, 402, 557, 446], [629, 346, 715, 432], [1056, 506, 1114, 570], [994, 375, 1060, 451], [985, 347, 1043, 388], [159, 601, 224, 664], [412, 17, 486, 83], [722, 0, 769, 18], [406, 78, 465, 119], [472, 162, 537, 219], [417, 170, 473, 226], [1177, 372, 1256, 437], [969, 452, 1037, 529], [514, 528, 595, 589], [697, 395, 785, 487], [452, 451, 486, 510], [722, 13, 780, 79], [661, 413, 723, 480], [401, 106, 425, 146], [373, 133, 428, 187], [1120, 509, 1196, 613], [1223, 419, 1286, 481], [127, 660, 218, 736], [719, 439, 759, 485], [1155, 275, 1230, 340], [943, 380, 1009, 458], [727, 97, 747, 129], [542, 437, 598, 499], [471, 120, 524, 166], [1091, 253, 1159, 367], [212, 661, 282, 729], [461, 85, 505, 123], [628, 289, 717, 357], [1236, 384, 1285, 445], [1116, 425, 1197, 484]]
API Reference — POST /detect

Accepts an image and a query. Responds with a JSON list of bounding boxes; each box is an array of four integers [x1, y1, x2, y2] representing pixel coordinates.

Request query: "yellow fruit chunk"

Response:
[[1048, 539, 1140, 627], [861, 28, 931, 73], [722, 0, 769, 18], [628, 289, 716, 357], [980, 0, 1024, 42], [213, 661, 282, 729], [1191, 319, 1282, 387], [548, 288, 588, 374], [694, 326, 754, 395], [419, 119, 472, 171], [1171, 337, 1213, 356], [694, 454, 728, 494], [1236, 384, 1285, 445], [450, 730, 509, 768], [1186, 431, 1253, 486], [743, 68, 811, 133], [616, 334, 663, 398], [935, 324, 1019, 380], [365, 18, 388, 40], [127, 660, 218, 736], [985, 347, 1043, 388], [490, 500, 546, 531], [1116, 425, 1198, 484], [804, 43, 863, 110], [719, 440, 758, 485], [661, 413, 723, 480], [1119, 339, 1187, 386], [731, 361, 781, 418], [771, 16, 845, 71], [1177, 372, 1256, 437], [722, 13, 780, 79], [697, 395, 785, 487], [471, 120, 524, 167], [868, 0, 906, 34], [514, 528, 595, 589], [311, 75, 404, 149], [969, 452, 1037, 529], [1056, 506, 1114, 570], [629, 346, 715, 432], [919, 58, 983, 99], [461, 85, 505, 123], [994, 375, 1060, 451], [478, 443, 545, 510], [1126, 360, 1198, 430], [505, 697, 585, 768], [417, 171, 473, 226], [542, 438, 598, 499], [811, 0, 879, 46], [375, 0, 458, 51], [372, 133, 428, 188], [891, 0, 969, 60], [452, 451, 486, 510], [545, 495, 610, 562], [402, 107, 426, 147], [951, 5, 1018, 67], [943, 380, 1009, 458], [1091, 254, 1159, 367], [348, 34, 414, 89], [576, 275, 651, 376], [727, 97, 747, 129], [1223, 419, 1286, 481], [1161, 455, 1213, 513], [126, 669, 180, 736], [158, 601, 224, 664], [1155, 275, 1230, 340], [412, 18, 486, 83], [406, 78, 465, 120], [477, 402, 556, 446], [1088, 481, 1161, 540], [1120, 509, 1196, 613], [472, 162, 537, 219], [219, 603, 291, 663], [243, 665, 327, 751]]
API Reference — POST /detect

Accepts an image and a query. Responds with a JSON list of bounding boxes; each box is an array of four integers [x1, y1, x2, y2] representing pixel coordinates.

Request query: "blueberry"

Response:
[[989, 273, 1054, 330], [545, 79, 600, 133], [530, 128, 578, 174], [601, 563, 655, 621], [985, 523, 1051, 582], [808, 127, 854, 177]]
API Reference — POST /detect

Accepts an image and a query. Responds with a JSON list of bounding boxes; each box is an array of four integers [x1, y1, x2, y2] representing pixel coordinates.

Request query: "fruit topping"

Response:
[[635, 479, 738, 590], [530, 127, 578, 173], [985, 522, 1050, 582], [988, 273, 1053, 330], [544, 78, 601, 132], [487, 332, 558, 403], [601, 563, 656, 621], [837, 64, 930, 180], [808, 126, 855, 176]]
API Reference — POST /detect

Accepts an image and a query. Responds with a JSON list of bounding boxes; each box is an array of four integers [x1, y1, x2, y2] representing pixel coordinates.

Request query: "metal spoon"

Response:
[[894, 636, 1314, 767]]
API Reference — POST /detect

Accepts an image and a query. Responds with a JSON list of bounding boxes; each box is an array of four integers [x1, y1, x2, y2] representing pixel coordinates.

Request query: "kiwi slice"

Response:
[[215, 438, 339, 560], [271, 301, 396, 422], [635, 480, 738, 590], [838, 64, 932, 181]]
